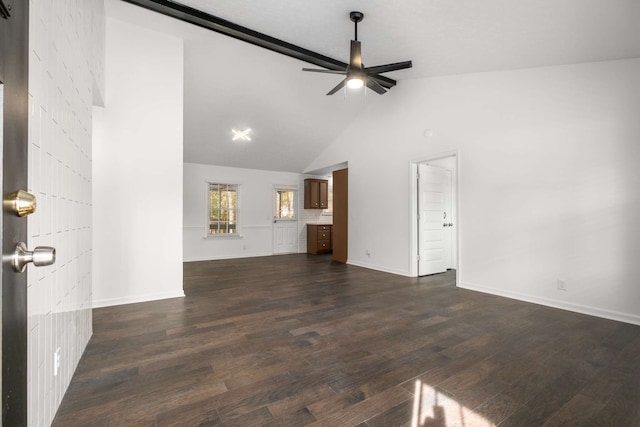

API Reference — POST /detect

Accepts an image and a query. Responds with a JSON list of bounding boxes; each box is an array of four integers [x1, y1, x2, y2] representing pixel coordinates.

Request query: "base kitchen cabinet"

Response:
[[307, 224, 332, 254]]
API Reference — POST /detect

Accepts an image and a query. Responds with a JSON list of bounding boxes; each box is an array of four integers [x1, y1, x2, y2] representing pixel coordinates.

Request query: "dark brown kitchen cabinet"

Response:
[[304, 179, 328, 209], [307, 224, 332, 254]]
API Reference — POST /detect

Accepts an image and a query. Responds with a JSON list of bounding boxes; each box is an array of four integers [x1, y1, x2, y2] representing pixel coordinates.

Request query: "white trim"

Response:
[[92, 290, 185, 308], [185, 224, 271, 229], [272, 184, 298, 191], [409, 163, 418, 276], [459, 281, 640, 326], [184, 251, 272, 262], [204, 234, 243, 240], [347, 260, 412, 277], [410, 149, 460, 164]]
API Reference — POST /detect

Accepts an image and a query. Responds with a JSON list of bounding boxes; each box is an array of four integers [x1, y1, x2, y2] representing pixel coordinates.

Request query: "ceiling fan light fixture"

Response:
[[347, 76, 364, 89], [301, 11, 412, 96]]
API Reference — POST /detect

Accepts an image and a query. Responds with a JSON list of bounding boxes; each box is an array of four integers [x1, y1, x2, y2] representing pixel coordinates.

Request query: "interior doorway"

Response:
[[303, 162, 348, 263], [410, 153, 459, 279]]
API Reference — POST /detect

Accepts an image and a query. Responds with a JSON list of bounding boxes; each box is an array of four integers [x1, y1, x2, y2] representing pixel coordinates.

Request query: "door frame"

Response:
[[272, 184, 299, 254], [409, 150, 460, 282]]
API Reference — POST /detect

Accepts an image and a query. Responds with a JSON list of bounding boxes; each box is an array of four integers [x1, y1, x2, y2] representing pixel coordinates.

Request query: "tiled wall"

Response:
[[27, 0, 104, 425]]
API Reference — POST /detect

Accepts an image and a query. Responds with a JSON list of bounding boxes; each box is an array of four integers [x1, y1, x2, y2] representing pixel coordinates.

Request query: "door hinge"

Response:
[[417, 255, 421, 261], [416, 172, 420, 180]]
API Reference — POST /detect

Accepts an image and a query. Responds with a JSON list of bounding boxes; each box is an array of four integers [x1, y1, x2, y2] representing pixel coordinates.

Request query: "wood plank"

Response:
[[51, 255, 640, 426]]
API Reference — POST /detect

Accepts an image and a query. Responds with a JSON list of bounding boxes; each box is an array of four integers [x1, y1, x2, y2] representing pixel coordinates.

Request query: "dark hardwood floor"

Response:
[[53, 254, 640, 426]]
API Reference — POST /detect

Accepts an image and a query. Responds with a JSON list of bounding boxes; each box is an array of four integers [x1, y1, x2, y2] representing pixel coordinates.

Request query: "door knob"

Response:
[[11, 242, 56, 273]]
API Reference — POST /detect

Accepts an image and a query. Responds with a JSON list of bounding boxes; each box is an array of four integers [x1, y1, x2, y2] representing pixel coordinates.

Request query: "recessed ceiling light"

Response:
[[232, 128, 252, 142]]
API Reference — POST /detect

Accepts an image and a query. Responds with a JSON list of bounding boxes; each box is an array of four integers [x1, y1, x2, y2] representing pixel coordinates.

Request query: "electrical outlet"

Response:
[[365, 249, 371, 257], [557, 279, 567, 291], [54, 348, 61, 377]]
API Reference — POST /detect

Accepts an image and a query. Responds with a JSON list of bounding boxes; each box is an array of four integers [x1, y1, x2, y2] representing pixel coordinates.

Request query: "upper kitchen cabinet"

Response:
[[304, 178, 328, 209]]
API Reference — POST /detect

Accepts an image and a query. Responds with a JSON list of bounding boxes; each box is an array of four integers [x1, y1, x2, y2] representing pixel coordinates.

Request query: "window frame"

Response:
[[205, 180, 242, 238], [321, 176, 333, 216], [273, 185, 298, 221]]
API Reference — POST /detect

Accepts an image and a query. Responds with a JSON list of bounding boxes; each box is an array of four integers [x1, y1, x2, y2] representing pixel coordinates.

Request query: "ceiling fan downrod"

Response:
[[350, 11, 363, 41]]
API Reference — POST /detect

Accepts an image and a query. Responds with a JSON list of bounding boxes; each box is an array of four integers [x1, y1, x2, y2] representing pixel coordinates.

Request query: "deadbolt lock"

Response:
[[4, 190, 37, 217]]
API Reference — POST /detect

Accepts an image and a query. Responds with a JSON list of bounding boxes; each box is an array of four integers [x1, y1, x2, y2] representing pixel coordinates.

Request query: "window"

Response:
[[275, 189, 296, 219], [208, 183, 239, 235]]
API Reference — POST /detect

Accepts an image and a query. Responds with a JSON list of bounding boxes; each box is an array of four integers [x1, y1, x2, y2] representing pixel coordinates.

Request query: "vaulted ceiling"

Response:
[[108, 0, 640, 172]]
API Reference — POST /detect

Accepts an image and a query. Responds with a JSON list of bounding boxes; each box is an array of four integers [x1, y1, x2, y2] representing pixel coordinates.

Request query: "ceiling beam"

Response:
[[120, 0, 397, 88]]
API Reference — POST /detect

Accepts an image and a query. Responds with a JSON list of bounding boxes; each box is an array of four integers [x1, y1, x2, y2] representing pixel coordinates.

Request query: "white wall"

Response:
[[92, 16, 184, 307], [184, 163, 303, 261], [306, 59, 640, 325], [27, 0, 105, 425]]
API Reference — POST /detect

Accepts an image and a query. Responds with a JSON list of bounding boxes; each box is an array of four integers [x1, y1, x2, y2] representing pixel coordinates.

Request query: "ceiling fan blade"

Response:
[[350, 40, 362, 71], [365, 78, 387, 95], [369, 75, 395, 89], [365, 60, 412, 75], [371, 74, 396, 88], [302, 68, 347, 75], [327, 78, 348, 95]]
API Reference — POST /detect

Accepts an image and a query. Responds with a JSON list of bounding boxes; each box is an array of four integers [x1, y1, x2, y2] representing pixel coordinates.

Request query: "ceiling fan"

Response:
[[302, 11, 412, 95]]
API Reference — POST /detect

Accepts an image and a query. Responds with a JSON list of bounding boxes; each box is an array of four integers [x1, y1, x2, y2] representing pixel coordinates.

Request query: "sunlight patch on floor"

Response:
[[412, 380, 495, 427]]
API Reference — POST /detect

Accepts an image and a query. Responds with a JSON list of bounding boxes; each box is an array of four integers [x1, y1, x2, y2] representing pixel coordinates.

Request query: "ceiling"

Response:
[[108, 0, 640, 173]]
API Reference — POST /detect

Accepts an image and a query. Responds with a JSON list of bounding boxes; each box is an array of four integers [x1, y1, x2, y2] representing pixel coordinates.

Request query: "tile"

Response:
[[27, 0, 104, 425]]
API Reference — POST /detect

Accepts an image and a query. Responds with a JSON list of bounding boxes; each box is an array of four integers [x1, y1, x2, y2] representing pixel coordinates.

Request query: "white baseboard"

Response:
[[183, 252, 272, 262], [93, 290, 185, 308], [347, 260, 412, 277], [459, 281, 640, 326]]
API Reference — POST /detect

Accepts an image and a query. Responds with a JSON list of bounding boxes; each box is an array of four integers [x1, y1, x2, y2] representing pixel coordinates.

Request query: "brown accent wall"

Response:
[[332, 168, 348, 263]]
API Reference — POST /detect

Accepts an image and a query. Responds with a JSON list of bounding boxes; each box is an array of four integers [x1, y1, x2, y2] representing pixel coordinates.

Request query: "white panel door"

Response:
[[442, 170, 453, 269], [418, 164, 447, 275], [273, 220, 298, 254], [273, 187, 298, 254]]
